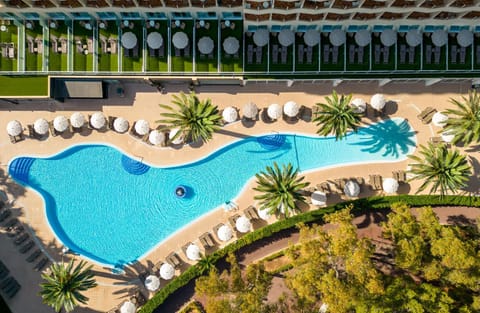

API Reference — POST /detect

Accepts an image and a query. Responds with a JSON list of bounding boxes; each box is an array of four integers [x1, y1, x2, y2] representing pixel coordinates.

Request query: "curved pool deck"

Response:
[[0, 81, 472, 313]]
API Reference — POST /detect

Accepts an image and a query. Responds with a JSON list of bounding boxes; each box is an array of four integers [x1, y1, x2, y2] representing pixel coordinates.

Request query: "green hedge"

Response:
[[138, 195, 480, 313]]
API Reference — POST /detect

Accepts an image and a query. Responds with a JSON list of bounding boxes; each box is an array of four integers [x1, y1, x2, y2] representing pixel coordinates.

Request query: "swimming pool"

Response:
[[9, 118, 416, 266]]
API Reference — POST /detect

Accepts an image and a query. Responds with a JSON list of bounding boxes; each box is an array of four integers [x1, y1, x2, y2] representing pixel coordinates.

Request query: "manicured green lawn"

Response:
[[422, 34, 446, 71], [371, 35, 395, 71], [0, 24, 18, 72], [72, 21, 94, 72], [269, 33, 293, 72], [345, 35, 369, 72], [320, 34, 344, 71], [48, 20, 69, 72], [195, 20, 218, 73], [295, 34, 319, 72], [0, 76, 48, 96], [244, 32, 268, 72], [25, 22, 44, 72], [122, 20, 143, 72], [146, 20, 168, 72], [98, 21, 119, 72], [220, 20, 242, 73], [171, 20, 193, 73], [396, 34, 421, 71], [448, 40, 472, 71]]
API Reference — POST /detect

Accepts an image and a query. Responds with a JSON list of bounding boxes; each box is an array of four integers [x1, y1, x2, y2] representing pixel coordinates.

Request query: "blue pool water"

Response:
[[9, 118, 416, 266]]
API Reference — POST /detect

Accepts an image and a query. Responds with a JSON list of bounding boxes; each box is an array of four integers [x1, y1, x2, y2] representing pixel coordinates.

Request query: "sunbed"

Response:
[[3, 218, 17, 229], [6, 281, 20, 298], [0, 277, 13, 290], [369, 174, 383, 190], [7, 225, 23, 238], [393, 170, 407, 183], [166, 252, 181, 268], [48, 121, 58, 137], [228, 214, 240, 229], [316, 182, 331, 193], [19, 240, 35, 254], [34, 257, 49, 271], [0, 210, 11, 223], [26, 249, 41, 263], [199, 232, 215, 249], [14, 233, 29, 246], [244, 205, 259, 220]]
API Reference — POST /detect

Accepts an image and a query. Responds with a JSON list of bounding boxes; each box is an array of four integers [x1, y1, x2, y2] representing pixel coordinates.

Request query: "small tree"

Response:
[[444, 90, 480, 146]]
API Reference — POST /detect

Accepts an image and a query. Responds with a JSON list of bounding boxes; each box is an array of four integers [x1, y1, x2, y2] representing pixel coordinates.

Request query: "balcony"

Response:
[[298, 13, 324, 21], [271, 13, 297, 21], [86, 0, 110, 7], [164, 0, 189, 7], [191, 0, 217, 7], [353, 13, 377, 20], [32, 0, 56, 7], [138, 0, 164, 6], [112, 0, 136, 7], [59, 0, 83, 7], [408, 11, 431, 19], [361, 0, 386, 8], [420, 0, 444, 8], [325, 13, 351, 21], [380, 12, 404, 20]]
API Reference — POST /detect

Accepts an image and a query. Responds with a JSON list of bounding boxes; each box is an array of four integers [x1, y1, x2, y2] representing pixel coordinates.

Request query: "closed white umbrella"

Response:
[[222, 107, 238, 123], [70, 112, 85, 128], [380, 29, 396, 47], [370, 94, 386, 111], [304, 29, 320, 47], [329, 29, 346, 46], [267, 103, 283, 120], [223, 37, 240, 54], [441, 131, 455, 143], [355, 29, 371, 47], [343, 180, 360, 198], [147, 32, 163, 49], [169, 128, 184, 145], [144, 275, 160, 291], [120, 301, 136, 313], [432, 112, 448, 127], [186, 243, 201, 260], [382, 178, 399, 194], [7, 120, 22, 137], [406, 29, 421, 47], [243, 102, 258, 119], [113, 117, 129, 133], [90, 112, 106, 130], [432, 29, 447, 47], [135, 119, 150, 136], [257, 208, 271, 221], [148, 130, 165, 145], [311, 191, 327, 206], [34, 118, 49, 135], [457, 29, 473, 47], [121, 32, 137, 49], [283, 101, 300, 117], [54, 116, 69, 132], [217, 224, 233, 241], [351, 98, 366, 113], [159, 263, 175, 280], [235, 215, 251, 233], [173, 32, 189, 49], [198, 36, 214, 55], [278, 29, 294, 47], [253, 28, 269, 47]]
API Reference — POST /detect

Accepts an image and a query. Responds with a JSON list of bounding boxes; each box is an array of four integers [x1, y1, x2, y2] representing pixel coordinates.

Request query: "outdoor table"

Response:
[[123, 20, 129, 27], [50, 22, 56, 28], [0, 25, 6, 32], [199, 20, 205, 27], [99, 22, 105, 29], [225, 20, 230, 27], [149, 20, 155, 27], [175, 20, 181, 27]]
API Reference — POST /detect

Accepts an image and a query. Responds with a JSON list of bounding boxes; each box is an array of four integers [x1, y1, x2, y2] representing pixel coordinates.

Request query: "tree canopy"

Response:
[[444, 90, 480, 146]]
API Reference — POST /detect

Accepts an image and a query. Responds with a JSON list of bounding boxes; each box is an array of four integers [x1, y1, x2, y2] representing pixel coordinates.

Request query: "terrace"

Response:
[[25, 21, 43, 72], [170, 19, 193, 73], [146, 20, 168, 72], [195, 19, 218, 73], [121, 20, 143, 72], [269, 30, 294, 72], [48, 20, 69, 72], [98, 20, 119, 73], [220, 19, 243, 73], [295, 31, 319, 72], [72, 20, 94, 72], [0, 21, 18, 72]]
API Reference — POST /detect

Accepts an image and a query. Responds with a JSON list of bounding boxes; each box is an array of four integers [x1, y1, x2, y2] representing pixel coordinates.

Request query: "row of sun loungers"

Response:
[[1, 44, 15, 59], [374, 45, 390, 64], [100, 37, 118, 54], [149, 46, 165, 58], [323, 45, 339, 64], [417, 106, 437, 124], [247, 44, 263, 64], [399, 45, 416, 65], [0, 264, 21, 300], [51, 37, 68, 54], [27, 38, 43, 54], [124, 45, 139, 58], [425, 45, 442, 65], [450, 45, 467, 65], [296, 44, 313, 65]]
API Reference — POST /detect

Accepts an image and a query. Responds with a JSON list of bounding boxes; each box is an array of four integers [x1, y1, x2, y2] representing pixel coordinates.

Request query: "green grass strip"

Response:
[[0, 76, 48, 96]]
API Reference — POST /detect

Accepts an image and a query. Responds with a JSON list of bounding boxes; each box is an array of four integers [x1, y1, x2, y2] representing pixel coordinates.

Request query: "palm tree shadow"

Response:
[[0, 167, 26, 199], [351, 119, 417, 158], [464, 156, 480, 193]]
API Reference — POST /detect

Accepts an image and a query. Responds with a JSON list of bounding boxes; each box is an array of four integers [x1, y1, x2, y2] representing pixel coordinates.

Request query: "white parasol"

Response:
[[144, 275, 160, 291], [329, 29, 346, 46], [235, 215, 251, 233], [267, 103, 283, 120], [382, 178, 399, 194], [441, 131, 455, 143], [159, 263, 175, 280], [243, 102, 258, 119], [355, 29, 371, 47], [90, 112, 106, 130], [344, 180, 360, 198], [304, 29, 320, 47], [223, 37, 240, 54], [283, 101, 300, 117], [7, 120, 22, 137], [54, 116, 69, 132], [33, 118, 49, 135], [311, 191, 327, 206], [148, 130, 165, 145], [457, 29, 473, 47], [380, 28, 397, 47], [135, 119, 150, 135], [370, 94, 386, 111], [406, 29, 421, 47], [217, 224, 233, 241], [121, 32, 137, 49], [120, 301, 136, 313], [432, 29, 447, 47], [351, 98, 366, 113], [169, 127, 184, 145], [186, 243, 201, 260], [173, 32, 189, 49], [257, 208, 271, 221], [432, 112, 448, 127], [113, 117, 129, 133], [197, 36, 214, 55], [253, 28, 269, 47], [222, 107, 238, 123], [147, 32, 163, 49], [70, 112, 85, 128], [278, 29, 295, 47]]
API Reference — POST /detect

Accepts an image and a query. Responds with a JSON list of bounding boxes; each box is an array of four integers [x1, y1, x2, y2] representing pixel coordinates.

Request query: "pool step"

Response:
[[121, 155, 150, 175], [9, 157, 35, 184], [257, 134, 286, 150]]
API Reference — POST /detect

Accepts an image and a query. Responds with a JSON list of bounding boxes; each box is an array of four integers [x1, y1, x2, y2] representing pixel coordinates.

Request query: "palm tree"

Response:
[[253, 162, 310, 218], [157, 92, 222, 144], [312, 90, 362, 141], [408, 143, 471, 197], [443, 90, 480, 146], [40, 259, 97, 313]]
